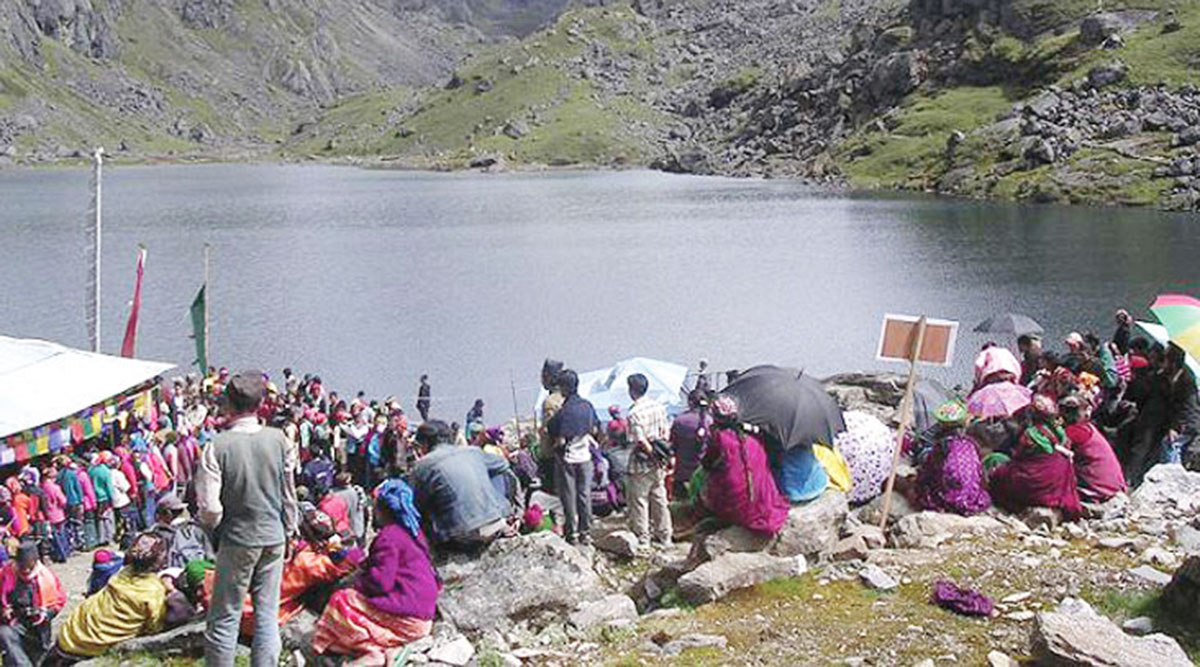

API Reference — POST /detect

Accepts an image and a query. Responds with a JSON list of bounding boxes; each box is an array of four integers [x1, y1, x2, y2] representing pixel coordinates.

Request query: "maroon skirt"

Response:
[[989, 451, 1082, 519]]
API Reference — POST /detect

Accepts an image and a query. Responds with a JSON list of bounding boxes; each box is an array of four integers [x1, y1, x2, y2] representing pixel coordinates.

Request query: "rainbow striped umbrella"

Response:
[[1150, 294, 1200, 362]]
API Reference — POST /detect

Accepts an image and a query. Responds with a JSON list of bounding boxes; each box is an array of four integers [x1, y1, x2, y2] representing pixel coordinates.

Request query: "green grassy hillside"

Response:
[[285, 6, 671, 168]]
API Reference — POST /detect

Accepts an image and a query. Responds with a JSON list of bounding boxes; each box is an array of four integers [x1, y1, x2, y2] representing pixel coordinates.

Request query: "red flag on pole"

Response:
[[120, 246, 146, 358]]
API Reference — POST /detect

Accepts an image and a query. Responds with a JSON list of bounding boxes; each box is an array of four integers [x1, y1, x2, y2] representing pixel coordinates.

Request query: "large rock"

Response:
[[1162, 556, 1200, 625], [1031, 598, 1191, 666], [869, 51, 927, 103], [1131, 464, 1200, 519], [889, 511, 1004, 549], [771, 491, 849, 559], [677, 552, 807, 605], [111, 621, 206, 656], [568, 594, 638, 629], [280, 609, 318, 659], [596, 529, 639, 559], [689, 524, 773, 563], [1088, 60, 1129, 89], [438, 533, 605, 634], [1080, 14, 1125, 46], [823, 372, 907, 424]]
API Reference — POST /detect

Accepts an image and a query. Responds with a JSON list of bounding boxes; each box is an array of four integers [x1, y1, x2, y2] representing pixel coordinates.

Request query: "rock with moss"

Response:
[[1031, 598, 1192, 666]]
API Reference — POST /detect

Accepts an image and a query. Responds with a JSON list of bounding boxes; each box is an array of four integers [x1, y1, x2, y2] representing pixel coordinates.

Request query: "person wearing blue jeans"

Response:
[[196, 371, 298, 667]]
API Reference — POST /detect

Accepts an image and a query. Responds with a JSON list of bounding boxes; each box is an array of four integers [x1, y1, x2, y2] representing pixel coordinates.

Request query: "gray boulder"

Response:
[[1088, 61, 1129, 89], [502, 120, 528, 139], [1031, 598, 1191, 666], [771, 491, 849, 559], [1174, 126, 1200, 148], [597, 529, 639, 558], [1080, 14, 1125, 46], [859, 564, 898, 592], [110, 621, 206, 656], [1131, 464, 1200, 519], [662, 633, 727, 656], [869, 51, 926, 103], [438, 532, 605, 634], [568, 594, 638, 629], [1022, 136, 1057, 164], [1161, 555, 1200, 625], [677, 552, 806, 605], [689, 524, 773, 563], [890, 511, 1004, 549]]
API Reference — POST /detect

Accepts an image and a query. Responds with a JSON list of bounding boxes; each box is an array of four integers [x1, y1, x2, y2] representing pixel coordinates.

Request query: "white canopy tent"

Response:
[[0, 335, 175, 439], [535, 357, 690, 422]]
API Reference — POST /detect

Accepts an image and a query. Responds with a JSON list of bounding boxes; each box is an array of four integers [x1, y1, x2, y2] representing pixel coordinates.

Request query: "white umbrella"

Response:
[[1136, 321, 1200, 377]]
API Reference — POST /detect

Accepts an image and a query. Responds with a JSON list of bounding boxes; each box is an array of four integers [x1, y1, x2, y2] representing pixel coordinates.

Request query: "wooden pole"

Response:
[[878, 316, 928, 531], [203, 243, 210, 371]]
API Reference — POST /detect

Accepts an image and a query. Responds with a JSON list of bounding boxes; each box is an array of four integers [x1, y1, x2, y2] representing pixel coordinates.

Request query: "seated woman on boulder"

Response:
[[915, 401, 992, 516], [986, 395, 1083, 519], [53, 532, 177, 662], [313, 478, 439, 662], [202, 508, 365, 637], [1058, 394, 1127, 503], [697, 396, 790, 536]]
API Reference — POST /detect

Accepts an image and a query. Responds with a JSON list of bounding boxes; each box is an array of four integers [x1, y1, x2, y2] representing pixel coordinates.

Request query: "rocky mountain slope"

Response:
[[0, 0, 485, 159], [3, 0, 1199, 211]]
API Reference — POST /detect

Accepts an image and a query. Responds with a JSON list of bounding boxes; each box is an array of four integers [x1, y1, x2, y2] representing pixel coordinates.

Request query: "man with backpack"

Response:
[[625, 373, 673, 550], [152, 493, 213, 569]]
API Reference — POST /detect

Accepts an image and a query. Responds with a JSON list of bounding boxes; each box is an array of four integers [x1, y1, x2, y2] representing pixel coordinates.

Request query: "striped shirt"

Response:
[[628, 396, 670, 473]]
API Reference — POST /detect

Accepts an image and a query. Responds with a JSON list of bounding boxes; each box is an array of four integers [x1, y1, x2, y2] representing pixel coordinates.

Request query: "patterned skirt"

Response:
[[313, 588, 433, 659]]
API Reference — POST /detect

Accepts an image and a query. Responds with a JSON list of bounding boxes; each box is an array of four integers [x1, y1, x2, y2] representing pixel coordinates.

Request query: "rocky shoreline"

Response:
[[44, 372, 1198, 665]]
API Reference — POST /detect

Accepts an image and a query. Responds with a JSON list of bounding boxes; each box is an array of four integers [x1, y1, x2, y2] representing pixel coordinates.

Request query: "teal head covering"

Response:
[[376, 479, 422, 538]]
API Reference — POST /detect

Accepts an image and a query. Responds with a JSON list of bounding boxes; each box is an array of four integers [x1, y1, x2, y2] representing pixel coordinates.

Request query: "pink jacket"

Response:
[[77, 467, 97, 512], [40, 479, 67, 524]]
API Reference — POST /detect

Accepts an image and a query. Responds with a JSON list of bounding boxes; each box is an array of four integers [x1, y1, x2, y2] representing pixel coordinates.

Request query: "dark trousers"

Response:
[[117, 504, 142, 548], [0, 621, 53, 667], [81, 509, 98, 549], [49, 521, 71, 563], [554, 456, 593, 543]]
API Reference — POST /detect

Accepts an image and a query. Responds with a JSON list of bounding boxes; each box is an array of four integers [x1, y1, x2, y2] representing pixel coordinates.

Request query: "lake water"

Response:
[[1, 164, 1197, 420]]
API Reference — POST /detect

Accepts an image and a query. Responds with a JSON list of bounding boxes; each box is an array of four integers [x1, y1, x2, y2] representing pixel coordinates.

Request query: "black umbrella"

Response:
[[720, 365, 845, 450], [973, 313, 1044, 337]]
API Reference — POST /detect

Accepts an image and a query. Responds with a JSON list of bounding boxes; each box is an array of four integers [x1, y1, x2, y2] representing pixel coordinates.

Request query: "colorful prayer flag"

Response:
[[121, 246, 146, 358]]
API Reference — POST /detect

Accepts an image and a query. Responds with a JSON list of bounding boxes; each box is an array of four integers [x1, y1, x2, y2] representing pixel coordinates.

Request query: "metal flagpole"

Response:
[[88, 147, 104, 352], [203, 243, 211, 370]]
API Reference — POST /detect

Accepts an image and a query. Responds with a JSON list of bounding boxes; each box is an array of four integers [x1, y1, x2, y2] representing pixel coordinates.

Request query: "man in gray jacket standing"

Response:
[[197, 371, 298, 667]]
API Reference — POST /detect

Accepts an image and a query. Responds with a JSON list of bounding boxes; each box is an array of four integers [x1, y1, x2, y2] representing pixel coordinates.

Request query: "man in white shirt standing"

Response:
[[625, 373, 672, 549]]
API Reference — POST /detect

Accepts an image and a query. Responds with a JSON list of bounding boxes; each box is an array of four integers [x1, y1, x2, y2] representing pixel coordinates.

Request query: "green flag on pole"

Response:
[[190, 285, 206, 371]]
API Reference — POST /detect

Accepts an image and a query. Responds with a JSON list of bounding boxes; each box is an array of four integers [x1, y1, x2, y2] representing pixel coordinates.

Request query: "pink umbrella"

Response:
[[973, 346, 1022, 386], [967, 381, 1032, 419]]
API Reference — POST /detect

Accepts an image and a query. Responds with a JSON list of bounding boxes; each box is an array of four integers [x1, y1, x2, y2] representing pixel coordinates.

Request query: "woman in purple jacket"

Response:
[[313, 478, 439, 661]]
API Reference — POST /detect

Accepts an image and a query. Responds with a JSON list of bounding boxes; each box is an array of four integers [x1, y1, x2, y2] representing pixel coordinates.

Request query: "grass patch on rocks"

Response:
[[1062, 5, 1200, 87], [836, 86, 1014, 189], [289, 5, 670, 167]]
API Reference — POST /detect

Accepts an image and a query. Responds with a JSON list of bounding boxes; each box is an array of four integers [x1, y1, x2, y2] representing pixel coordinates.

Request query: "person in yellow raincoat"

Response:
[[53, 533, 169, 660]]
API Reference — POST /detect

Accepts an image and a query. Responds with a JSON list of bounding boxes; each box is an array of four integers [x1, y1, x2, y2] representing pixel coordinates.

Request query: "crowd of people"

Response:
[[0, 307, 1197, 665]]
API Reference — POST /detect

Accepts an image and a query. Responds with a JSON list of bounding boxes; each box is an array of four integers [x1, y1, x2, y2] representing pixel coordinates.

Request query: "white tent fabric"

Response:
[[536, 357, 690, 421], [0, 335, 175, 438]]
